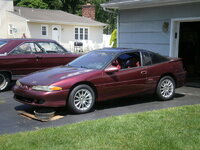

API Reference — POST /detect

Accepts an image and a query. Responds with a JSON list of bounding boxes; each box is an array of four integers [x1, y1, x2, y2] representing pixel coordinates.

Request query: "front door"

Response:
[[7, 42, 40, 75], [52, 25, 61, 42], [100, 52, 147, 101]]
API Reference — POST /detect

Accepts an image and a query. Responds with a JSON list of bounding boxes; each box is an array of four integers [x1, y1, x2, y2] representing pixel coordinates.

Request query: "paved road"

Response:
[[0, 86, 200, 135]]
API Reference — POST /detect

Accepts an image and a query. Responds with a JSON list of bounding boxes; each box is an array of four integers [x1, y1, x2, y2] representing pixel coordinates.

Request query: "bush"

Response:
[[110, 29, 117, 48]]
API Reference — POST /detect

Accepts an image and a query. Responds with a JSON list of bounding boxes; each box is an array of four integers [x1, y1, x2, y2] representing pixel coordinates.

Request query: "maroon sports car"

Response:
[[13, 48, 186, 114], [0, 39, 79, 91]]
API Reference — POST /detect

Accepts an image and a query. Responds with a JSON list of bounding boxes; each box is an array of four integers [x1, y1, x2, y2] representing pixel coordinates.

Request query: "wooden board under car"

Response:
[[17, 110, 65, 122]]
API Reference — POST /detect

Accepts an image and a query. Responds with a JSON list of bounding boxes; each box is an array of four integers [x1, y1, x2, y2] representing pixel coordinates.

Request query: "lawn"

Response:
[[0, 105, 200, 150]]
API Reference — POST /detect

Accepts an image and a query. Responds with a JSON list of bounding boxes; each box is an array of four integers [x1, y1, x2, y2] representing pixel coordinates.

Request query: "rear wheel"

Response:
[[156, 76, 175, 101], [68, 84, 95, 114], [0, 73, 11, 92]]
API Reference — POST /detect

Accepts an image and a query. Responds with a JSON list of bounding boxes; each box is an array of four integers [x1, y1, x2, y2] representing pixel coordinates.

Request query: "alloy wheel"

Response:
[[160, 79, 174, 98], [0, 74, 7, 91], [73, 89, 93, 111]]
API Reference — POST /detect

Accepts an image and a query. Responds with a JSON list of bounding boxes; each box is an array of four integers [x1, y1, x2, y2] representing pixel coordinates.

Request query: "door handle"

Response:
[[36, 56, 42, 59], [141, 71, 147, 75]]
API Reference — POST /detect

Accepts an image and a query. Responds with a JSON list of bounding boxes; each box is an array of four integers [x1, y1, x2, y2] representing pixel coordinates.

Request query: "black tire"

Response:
[[0, 73, 11, 92], [156, 76, 175, 101], [68, 84, 95, 114]]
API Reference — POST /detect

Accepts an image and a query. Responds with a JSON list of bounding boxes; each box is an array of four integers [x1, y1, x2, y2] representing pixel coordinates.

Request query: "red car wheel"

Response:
[[156, 76, 175, 101], [0, 73, 10, 92], [68, 84, 95, 114]]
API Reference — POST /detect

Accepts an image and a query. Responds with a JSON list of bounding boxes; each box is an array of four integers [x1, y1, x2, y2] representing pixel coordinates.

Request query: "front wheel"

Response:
[[156, 76, 175, 101], [0, 73, 11, 92], [68, 84, 95, 114]]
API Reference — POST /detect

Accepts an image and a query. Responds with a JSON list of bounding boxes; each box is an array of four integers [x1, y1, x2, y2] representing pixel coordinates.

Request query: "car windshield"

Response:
[[67, 51, 115, 69], [0, 41, 7, 48]]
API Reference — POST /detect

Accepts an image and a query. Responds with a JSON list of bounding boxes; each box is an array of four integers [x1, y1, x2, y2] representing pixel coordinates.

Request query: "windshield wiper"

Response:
[[66, 64, 74, 67], [80, 66, 89, 69]]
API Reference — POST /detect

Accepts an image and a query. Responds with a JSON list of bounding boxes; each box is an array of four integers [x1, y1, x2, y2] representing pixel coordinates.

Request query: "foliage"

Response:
[[1, 105, 200, 150], [110, 29, 117, 47], [16, 0, 48, 9], [90, 0, 117, 34], [42, 0, 62, 10]]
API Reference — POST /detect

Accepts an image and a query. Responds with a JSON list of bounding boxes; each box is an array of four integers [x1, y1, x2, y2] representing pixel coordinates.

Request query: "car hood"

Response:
[[20, 66, 95, 85]]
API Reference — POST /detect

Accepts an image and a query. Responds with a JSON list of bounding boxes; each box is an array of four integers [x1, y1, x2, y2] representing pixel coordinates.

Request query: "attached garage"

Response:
[[101, 0, 200, 79]]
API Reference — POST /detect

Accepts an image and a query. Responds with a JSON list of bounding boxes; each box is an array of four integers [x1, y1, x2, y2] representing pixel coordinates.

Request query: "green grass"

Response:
[[1, 105, 200, 150]]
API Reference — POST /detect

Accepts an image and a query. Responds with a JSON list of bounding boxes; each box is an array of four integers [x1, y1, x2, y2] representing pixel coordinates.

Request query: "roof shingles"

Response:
[[11, 7, 106, 26]]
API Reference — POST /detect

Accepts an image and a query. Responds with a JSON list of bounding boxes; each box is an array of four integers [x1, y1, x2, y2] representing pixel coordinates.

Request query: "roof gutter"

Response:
[[102, 6, 117, 14], [101, 0, 200, 9]]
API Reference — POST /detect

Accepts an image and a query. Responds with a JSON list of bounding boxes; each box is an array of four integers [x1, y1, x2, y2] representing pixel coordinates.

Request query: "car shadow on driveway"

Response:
[[95, 93, 185, 111], [14, 93, 185, 118]]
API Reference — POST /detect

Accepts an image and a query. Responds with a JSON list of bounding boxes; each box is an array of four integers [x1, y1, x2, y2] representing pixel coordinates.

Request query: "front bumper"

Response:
[[13, 85, 69, 107]]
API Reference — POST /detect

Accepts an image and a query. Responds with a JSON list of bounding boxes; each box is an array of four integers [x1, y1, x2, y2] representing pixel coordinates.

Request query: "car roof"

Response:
[[95, 48, 150, 54]]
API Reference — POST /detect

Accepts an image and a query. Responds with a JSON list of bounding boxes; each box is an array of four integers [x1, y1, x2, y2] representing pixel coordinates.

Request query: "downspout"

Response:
[[102, 7, 119, 47]]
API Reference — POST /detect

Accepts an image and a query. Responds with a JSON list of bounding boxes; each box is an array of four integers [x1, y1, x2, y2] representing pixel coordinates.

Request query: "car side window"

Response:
[[11, 42, 42, 54], [149, 52, 169, 64], [37, 42, 66, 54], [111, 52, 141, 69], [142, 52, 152, 66]]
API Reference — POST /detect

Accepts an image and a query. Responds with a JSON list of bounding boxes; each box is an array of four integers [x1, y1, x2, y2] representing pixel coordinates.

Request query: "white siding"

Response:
[[27, 22, 104, 52], [5, 12, 27, 38], [0, 0, 14, 38]]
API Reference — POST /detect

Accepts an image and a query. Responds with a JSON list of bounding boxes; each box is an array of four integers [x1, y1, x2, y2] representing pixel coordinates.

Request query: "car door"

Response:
[[7, 42, 39, 76], [101, 52, 148, 100], [35, 41, 76, 70]]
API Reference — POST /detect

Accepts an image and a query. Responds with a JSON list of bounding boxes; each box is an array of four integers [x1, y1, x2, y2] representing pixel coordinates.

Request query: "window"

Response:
[[8, 24, 13, 35], [68, 51, 115, 69], [0, 41, 8, 48], [149, 52, 169, 64], [85, 28, 88, 40], [142, 52, 152, 66], [75, 27, 89, 40], [11, 42, 42, 54], [75, 28, 78, 40], [112, 52, 141, 69], [41, 25, 48, 36], [37, 42, 66, 54]]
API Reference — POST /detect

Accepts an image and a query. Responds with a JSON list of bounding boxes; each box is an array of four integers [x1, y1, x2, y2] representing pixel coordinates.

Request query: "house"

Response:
[[0, 0, 106, 52], [101, 0, 200, 78]]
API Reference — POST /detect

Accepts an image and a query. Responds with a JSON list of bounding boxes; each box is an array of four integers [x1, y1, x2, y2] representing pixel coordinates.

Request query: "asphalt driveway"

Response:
[[0, 86, 200, 135]]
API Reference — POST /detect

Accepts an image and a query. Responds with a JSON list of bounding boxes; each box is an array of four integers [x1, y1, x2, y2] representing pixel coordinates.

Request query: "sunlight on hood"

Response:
[[60, 69, 93, 79]]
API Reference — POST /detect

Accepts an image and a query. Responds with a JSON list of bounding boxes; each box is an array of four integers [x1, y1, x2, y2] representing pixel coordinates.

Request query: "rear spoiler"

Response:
[[169, 58, 182, 63]]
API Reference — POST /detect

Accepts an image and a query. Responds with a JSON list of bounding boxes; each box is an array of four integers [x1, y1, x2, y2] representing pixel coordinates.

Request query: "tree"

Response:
[[59, 0, 85, 14], [14, 0, 21, 6], [90, 0, 117, 34], [43, 0, 62, 10], [17, 0, 48, 9]]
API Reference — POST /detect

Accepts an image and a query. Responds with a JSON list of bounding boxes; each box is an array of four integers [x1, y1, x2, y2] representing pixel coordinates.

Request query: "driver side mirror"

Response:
[[104, 66, 119, 73]]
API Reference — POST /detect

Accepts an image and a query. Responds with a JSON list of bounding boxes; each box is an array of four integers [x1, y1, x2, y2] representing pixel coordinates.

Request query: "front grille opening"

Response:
[[14, 94, 45, 104]]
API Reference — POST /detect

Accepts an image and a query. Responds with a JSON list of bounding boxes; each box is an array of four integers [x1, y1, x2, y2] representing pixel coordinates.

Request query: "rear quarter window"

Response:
[[142, 52, 152, 66], [149, 52, 169, 64]]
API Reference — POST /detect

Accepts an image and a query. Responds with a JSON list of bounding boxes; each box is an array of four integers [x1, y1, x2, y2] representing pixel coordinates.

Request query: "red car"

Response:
[[13, 48, 186, 114], [0, 39, 79, 91]]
